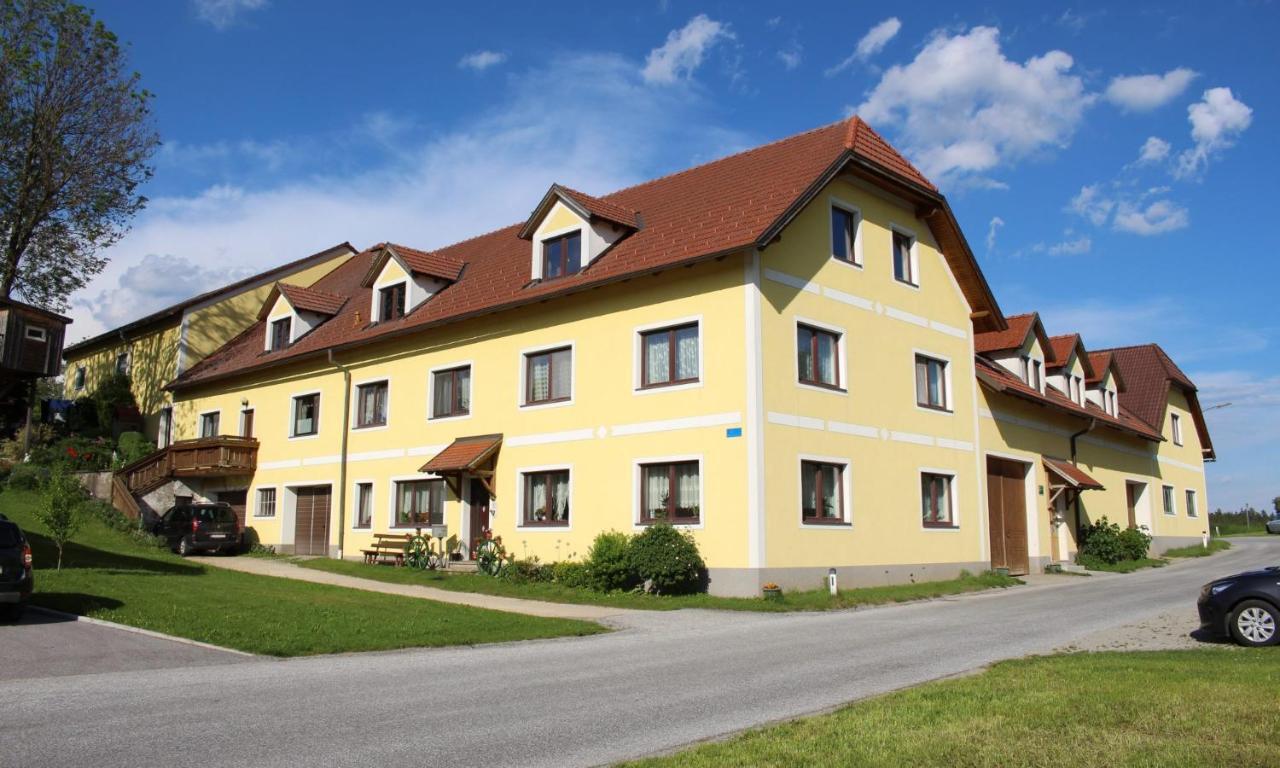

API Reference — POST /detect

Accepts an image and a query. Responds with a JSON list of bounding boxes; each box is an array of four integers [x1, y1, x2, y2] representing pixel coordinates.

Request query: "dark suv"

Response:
[[150, 502, 241, 556], [0, 517, 33, 621], [1198, 566, 1280, 647]]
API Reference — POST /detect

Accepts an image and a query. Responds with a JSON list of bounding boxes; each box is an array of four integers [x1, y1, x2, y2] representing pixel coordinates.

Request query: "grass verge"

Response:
[[1, 490, 602, 655], [299, 558, 1021, 612], [1077, 554, 1168, 573], [1163, 539, 1231, 558], [624, 650, 1278, 768]]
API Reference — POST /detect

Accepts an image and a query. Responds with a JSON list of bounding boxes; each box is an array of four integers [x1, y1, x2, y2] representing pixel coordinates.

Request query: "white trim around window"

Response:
[[1170, 412, 1183, 446], [287, 389, 322, 440], [793, 315, 848, 396], [427, 359, 474, 422], [1162, 484, 1177, 516], [515, 463, 573, 531], [351, 376, 391, 432], [387, 472, 449, 530], [797, 453, 853, 529], [198, 409, 221, 438], [351, 479, 375, 529], [631, 453, 705, 530], [517, 340, 576, 411], [253, 486, 278, 518], [889, 222, 921, 289], [531, 222, 585, 281], [919, 466, 961, 531], [1184, 488, 1198, 518], [371, 277, 410, 323], [912, 347, 954, 415], [828, 195, 864, 268], [632, 316, 704, 395]]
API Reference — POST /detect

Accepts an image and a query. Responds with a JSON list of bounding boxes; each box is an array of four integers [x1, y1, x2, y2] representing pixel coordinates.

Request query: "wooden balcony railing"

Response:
[[117, 435, 258, 497]]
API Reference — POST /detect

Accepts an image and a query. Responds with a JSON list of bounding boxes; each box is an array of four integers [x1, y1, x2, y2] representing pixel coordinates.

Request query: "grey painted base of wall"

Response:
[[1151, 535, 1205, 555], [707, 560, 994, 598]]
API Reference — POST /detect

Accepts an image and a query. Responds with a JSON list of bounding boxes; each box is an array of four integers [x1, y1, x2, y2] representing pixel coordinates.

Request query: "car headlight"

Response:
[[1209, 582, 1235, 596]]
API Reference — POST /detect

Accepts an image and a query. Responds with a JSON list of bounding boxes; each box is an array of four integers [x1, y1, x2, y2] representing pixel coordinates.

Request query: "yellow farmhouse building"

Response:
[[70, 118, 1215, 596]]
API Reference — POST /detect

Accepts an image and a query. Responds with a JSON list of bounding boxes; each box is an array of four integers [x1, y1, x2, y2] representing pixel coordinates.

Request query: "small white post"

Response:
[[1202, 531, 1209, 548], [827, 568, 838, 596]]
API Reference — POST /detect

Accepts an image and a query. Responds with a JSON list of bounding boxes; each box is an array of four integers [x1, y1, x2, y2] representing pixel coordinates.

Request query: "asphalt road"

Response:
[[1, 537, 1275, 768]]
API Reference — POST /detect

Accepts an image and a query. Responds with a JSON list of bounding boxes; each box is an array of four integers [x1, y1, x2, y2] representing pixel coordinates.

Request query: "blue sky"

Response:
[[77, 0, 1278, 511]]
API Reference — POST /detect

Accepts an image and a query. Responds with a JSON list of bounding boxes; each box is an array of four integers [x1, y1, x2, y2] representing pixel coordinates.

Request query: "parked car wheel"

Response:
[[1229, 600, 1278, 647], [177, 536, 194, 557]]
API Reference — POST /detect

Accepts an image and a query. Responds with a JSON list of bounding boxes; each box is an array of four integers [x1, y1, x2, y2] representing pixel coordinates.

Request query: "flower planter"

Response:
[[762, 585, 783, 600]]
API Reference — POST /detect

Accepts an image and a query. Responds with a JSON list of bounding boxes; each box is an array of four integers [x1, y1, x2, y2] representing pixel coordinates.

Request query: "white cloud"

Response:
[[1046, 235, 1091, 255], [852, 26, 1091, 185], [193, 0, 266, 30], [826, 17, 901, 76], [642, 14, 733, 85], [1067, 184, 1115, 226], [458, 50, 508, 72], [985, 216, 1004, 252], [1175, 87, 1253, 178], [1103, 68, 1196, 112], [777, 45, 802, 71], [88, 254, 252, 329], [63, 53, 749, 342], [1137, 136, 1171, 164], [1113, 199, 1189, 235]]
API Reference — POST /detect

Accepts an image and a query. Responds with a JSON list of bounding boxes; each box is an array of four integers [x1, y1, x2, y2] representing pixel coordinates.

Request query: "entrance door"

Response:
[[468, 478, 491, 559], [241, 409, 255, 438], [217, 490, 248, 530], [986, 458, 1030, 575], [1125, 482, 1139, 528], [293, 485, 331, 556]]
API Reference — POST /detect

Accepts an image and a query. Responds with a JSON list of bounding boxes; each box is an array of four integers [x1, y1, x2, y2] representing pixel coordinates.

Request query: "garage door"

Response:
[[986, 458, 1029, 575], [293, 486, 331, 556], [216, 490, 248, 530]]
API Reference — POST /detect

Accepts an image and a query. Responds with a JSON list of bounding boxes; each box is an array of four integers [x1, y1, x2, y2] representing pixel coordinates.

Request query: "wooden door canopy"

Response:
[[419, 434, 503, 497]]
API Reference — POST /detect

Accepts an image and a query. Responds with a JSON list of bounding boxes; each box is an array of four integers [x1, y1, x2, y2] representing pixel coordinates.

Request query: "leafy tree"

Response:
[[0, 0, 158, 309], [1273, 496, 1279, 517], [33, 462, 84, 568]]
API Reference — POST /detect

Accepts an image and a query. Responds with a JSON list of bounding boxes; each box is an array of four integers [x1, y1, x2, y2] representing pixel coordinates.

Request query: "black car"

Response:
[[0, 517, 33, 621], [149, 502, 241, 556], [1198, 566, 1280, 647]]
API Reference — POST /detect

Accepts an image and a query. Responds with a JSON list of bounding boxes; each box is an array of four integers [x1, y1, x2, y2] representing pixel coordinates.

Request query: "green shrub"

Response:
[[551, 560, 590, 589], [503, 557, 552, 584], [7, 463, 48, 490], [627, 524, 706, 595], [92, 372, 138, 432], [585, 530, 634, 592], [29, 436, 113, 471], [1079, 517, 1152, 565], [83, 498, 132, 533], [115, 431, 156, 466], [1117, 525, 1152, 561]]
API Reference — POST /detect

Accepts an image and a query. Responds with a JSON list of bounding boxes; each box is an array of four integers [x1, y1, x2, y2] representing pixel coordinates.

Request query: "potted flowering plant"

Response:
[[762, 582, 782, 600]]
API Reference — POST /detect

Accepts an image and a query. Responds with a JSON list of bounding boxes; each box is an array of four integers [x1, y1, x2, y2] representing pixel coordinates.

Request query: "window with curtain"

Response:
[[1162, 485, 1175, 515], [797, 324, 840, 388], [542, 231, 582, 279], [355, 381, 388, 428], [831, 205, 857, 263], [270, 317, 292, 351], [640, 461, 700, 524], [640, 323, 699, 387], [915, 355, 948, 410], [199, 411, 220, 438], [431, 365, 471, 418], [393, 479, 444, 527], [292, 394, 319, 437], [921, 472, 954, 527], [355, 483, 372, 528], [523, 470, 570, 526], [255, 488, 276, 518], [1185, 489, 1197, 518], [1171, 413, 1183, 445], [525, 347, 572, 404], [378, 283, 406, 321], [801, 460, 845, 524], [893, 230, 916, 285]]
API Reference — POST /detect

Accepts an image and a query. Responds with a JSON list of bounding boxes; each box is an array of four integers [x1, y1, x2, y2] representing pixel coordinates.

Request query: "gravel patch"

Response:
[[1055, 608, 1238, 653]]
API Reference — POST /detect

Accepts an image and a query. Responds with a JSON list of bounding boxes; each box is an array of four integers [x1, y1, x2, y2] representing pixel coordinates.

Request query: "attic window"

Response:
[[24, 326, 47, 342], [542, 232, 581, 280], [270, 317, 292, 352], [378, 283, 406, 321]]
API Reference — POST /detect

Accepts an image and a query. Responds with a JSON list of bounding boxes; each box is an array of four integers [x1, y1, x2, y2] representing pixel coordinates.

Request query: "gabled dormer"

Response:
[[974, 312, 1053, 394], [360, 243, 465, 324], [259, 283, 347, 352], [1086, 351, 1124, 417], [518, 184, 639, 281], [1047, 334, 1094, 407]]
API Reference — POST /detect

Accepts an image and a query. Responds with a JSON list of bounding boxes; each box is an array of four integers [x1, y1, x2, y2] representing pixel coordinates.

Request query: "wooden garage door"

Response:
[[987, 458, 1030, 575], [293, 486, 331, 556], [216, 490, 248, 530]]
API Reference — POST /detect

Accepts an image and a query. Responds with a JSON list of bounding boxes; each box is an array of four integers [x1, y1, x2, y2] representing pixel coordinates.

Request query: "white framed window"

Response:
[[516, 465, 572, 529], [289, 392, 320, 438], [1171, 413, 1183, 446], [73, 366, 86, 391], [375, 280, 408, 323], [1019, 356, 1043, 392], [633, 455, 703, 527], [798, 455, 852, 527], [829, 198, 862, 266], [115, 351, 130, 375], [921, 470, 958, 529], [914, 353, 951, 412], [255, 487, 277, 518], [891, 226, 918, 287], [198, 410, 221, 438], [541, 230, 583, 280], [1185, 489, 1197, 518], [429, 361, 472, 420], [269, 316, 292, 352], [354, 379, 389, 430], [518, 341, 575, 409], [25, 326, 47, 342], [1162, 484, 1176, 515], [353, 481, 374, 528], [795, 317, 846, 393], [638, 320, 700, 390]]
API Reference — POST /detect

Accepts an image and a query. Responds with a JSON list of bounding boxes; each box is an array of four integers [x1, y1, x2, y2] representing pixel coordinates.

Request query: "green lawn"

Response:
[[625, 650, 1277, 768], [1, 490, 601, 655], [1077, 554, 1168, 573], [1163, 539, 1232, 558], [299, 558, 1021, 612]]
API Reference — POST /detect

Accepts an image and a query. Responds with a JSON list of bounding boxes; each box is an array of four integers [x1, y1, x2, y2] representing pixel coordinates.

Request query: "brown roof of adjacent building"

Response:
[[1086, 351, 1121, 387], [1102, 344, 1215, 460], [378, 243, 467, 283], [975, 313, 1046, 356], [420, 434, 503, 473], [271, 283, 347, 317], [1043, 456, 1104, 490], [170, 117, 1006, 391]]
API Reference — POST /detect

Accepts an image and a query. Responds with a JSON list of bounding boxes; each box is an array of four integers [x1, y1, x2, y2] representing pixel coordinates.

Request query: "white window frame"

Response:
[[387, 472, 448, 530], [532, 223, 586, 281], [1185, 488, 1198, 518], [913, 347, 954, 415], [515, 463, 573, 531], [517, 340, 576, 411], [889, 223, 920, 289], [288, 390, 322, 440], [793, 316, 848, 395], [631, 453, 705, 530], [351, 377, 391, 432], [919, 467, 961, 531], [797, 453, 853, 529], [632, 316, 704, 395], [1162, 484, 1177, 516], [372, 278, 410, 324], [427, 359, 474, 422], [828, 196, 863, 268], [25, 326, 47, 341], [1170, 413, 1183, 446], [254, 486, 278, 518], [198, 409, 221, 439], [351, 479, 375, 529]]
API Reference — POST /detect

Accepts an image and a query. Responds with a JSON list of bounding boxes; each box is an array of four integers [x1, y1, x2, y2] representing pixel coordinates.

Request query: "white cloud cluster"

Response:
[[853, 26, 1091, 185], [193, 0, 267, 30], [1175, 87, 1253, 178], [641, 14, 733, 85], [1112, 199, 1189, 235], [1103, 68, 1196, 112], [458, 50, 508, 72], [985, 216, 1004, 252], [1067, 185, 1115, 226], [776, 44, 801, 71], [827, 17, 901, 75], [1136, 136, 1171, 164]]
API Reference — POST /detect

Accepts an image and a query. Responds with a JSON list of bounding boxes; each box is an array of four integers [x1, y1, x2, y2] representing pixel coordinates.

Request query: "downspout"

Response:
[[328, 349, 351, 559], [1068, 418, 1098, 543]]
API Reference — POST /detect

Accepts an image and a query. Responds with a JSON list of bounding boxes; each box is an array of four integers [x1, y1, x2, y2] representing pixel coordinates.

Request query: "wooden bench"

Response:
[[361, 533, 413, 566]]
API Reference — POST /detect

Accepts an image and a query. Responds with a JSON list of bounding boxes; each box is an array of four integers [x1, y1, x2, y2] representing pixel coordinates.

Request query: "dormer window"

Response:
[[378, 283, 406, 322], [542, 232, 582, 280], [270, 317, 292, 351], [1019, 356, 1044, 391]]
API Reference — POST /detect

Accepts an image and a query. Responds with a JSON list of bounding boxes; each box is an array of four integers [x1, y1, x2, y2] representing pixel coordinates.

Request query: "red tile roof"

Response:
[[172, 117, 1004, 390], [1086, 351, 1118, 387], [1043, 456, 1104, 490], [275, 283, 347, 316], [556, 186, 641, 230], [1101, 344, 1214, 459], [975, 313, 1036, 354], [360, 243, 467, 286], [420, 434, 503, 473]]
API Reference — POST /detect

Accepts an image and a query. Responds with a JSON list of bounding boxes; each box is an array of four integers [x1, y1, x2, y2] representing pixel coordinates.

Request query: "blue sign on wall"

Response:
[[725, 427, 743, 438]]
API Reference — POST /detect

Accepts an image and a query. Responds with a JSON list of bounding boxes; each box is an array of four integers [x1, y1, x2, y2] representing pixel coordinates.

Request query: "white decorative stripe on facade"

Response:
[[259, 458, 302, 470], [826, 419, 879, 438], [982, 407, 1174, 465], [1157, 454, 1205, 473], [890, 430, 934, 446], [406, 444, 447, 457], [764, 267, 968, 340], [766, 411, 825, 431], [348, 448, 407, 463], [821, 286, 874, 311], [611, 411, 742, 437], [302, 455, 342, 467], [763, 268, 819, 294], [929, 319, 967, 339], [935, 437, 975, 452], [506, 428, 596, 447], [768, 411, 970, 450], [883, 306, 928, 328]]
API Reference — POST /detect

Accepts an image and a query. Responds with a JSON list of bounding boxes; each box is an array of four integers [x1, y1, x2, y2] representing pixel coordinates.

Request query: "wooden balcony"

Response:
[[119, 435, 258, 497]]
